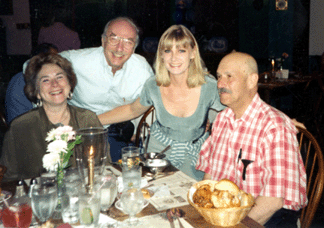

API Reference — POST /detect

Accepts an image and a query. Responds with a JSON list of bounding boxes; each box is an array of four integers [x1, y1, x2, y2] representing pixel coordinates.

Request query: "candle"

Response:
[[271, 59, 275, 71], [88, 146, 94, 192]]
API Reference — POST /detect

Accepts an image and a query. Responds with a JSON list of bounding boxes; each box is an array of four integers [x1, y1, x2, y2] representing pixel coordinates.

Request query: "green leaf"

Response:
[[62, 136, 82, 169]]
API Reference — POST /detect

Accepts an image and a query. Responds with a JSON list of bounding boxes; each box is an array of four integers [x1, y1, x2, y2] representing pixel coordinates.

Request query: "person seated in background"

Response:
[[38, 8, 80, 52], [5, 43, 59, 124], [0, 53, 104, 181], [196, 52, 307, 227], [60, 17, 154, 162], [99, 25, 225, 180]]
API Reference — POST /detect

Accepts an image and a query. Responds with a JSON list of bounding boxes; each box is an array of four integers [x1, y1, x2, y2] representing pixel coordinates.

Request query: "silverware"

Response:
[[167, 208, 185, 228], [153, 145, 171, 159], [166, 209, 175, 228]]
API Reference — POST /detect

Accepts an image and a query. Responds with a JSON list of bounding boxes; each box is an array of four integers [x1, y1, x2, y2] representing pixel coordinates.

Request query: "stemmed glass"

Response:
[[119, 188, 146, 226], [31, 183, 58, 225]]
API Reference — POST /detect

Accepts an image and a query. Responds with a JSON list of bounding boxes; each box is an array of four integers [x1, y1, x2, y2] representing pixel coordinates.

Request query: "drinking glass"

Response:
[[96, 174, 117, 212], [1, 196, 32, 228], [121, 146, 140, 165], [120, 188, 145, 226], [31, 183, 58, 224], [61, 170, 83, 224], [78, 191, 101, 226], [122, 165, 142, 190]]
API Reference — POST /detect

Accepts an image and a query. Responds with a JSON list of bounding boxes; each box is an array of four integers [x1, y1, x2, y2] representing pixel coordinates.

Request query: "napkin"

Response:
[[147, 185, 170, 198], [72, 213, 117, 228], [135, 213, 193, 228]]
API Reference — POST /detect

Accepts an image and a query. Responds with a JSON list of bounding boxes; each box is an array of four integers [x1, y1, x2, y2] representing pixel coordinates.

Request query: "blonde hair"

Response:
[[154, 25, 207, 88]]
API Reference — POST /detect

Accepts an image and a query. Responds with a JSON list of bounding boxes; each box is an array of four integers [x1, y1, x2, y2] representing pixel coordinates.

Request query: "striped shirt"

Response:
[[196, 94, 307, 210]]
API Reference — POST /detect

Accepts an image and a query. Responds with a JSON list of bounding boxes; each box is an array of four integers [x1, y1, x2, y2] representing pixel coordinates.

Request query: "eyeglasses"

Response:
[[106, 35, 135, 50]]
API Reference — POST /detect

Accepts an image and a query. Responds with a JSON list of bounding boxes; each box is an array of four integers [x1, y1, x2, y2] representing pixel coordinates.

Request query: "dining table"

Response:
[[258, 71, 322, 104], [0, 164, 265, 228]]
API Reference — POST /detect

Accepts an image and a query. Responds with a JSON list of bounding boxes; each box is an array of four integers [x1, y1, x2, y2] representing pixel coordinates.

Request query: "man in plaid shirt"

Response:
[[196, 52, 307, 227]]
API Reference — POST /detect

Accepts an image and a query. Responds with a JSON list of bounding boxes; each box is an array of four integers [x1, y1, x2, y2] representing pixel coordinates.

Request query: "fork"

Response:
[[166, 209, 175, 228]]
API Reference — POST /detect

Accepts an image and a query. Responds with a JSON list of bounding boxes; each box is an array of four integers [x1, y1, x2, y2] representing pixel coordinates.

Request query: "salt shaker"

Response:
[[14, 179, 26, 198], [28, 178, 38, 198]]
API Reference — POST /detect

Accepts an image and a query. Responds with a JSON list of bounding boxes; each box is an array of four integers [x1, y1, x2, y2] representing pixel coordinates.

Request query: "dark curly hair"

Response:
[[24, 53, 77, 103]]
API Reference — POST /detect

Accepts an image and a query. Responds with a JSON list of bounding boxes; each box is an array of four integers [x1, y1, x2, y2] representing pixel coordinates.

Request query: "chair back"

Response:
[[135, 106, 155, 148], [0, 108, 8, 133], [297, 126, 324, 228]]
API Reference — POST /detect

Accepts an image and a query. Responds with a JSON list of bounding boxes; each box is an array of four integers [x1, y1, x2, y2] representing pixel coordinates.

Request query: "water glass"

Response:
[[96, 174, 117, 212], [31, 183, 58, 224], [61, 172, 83, 224], [122, 165, 142, 190], [121, 146, 140, 165], [120, 188, 145, 226], [79, 191, 101, 226]]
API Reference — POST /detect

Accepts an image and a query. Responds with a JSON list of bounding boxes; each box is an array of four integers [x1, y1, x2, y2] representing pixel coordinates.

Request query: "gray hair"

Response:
[[102, 17, 140, 48]]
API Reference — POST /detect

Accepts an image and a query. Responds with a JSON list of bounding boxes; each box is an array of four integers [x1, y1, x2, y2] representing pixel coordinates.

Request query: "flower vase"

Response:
[[52, 165, 66, 220]]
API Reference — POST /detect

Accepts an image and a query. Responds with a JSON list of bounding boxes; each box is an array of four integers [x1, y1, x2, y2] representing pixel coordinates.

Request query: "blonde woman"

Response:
[[99, 25, 225, 180]]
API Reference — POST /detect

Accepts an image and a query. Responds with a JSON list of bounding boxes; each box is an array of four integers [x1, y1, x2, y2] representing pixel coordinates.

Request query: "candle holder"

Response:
[[75, 127, 109, 193]]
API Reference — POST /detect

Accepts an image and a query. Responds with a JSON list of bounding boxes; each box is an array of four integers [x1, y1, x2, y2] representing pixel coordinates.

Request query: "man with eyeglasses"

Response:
[[60, 17, 154, 162]]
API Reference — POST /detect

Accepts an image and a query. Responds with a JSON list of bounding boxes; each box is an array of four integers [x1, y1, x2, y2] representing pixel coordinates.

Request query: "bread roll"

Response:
[[211, 190, 241, 208], [214, 179, 240, 196], [192, 179, 254, 209], [141, 189, 151, 199], [240, 192, 254, 207]]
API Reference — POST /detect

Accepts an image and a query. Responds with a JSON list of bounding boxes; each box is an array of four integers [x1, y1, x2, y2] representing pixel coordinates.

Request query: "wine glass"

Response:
[[31, 183, 58, 224], [120, 188, 145, 226]]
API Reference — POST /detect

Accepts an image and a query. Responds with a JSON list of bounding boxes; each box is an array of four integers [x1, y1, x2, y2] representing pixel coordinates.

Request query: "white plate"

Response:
[[115, 199, 149, 213], [0, 191, 12, 203]]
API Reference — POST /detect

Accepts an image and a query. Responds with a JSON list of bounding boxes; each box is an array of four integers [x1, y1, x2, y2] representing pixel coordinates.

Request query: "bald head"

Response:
[[221, 52, 258, 76], [216, 52, 259, 119]]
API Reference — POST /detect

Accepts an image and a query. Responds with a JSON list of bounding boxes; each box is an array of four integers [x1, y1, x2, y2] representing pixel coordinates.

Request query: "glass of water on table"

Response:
[[95, 173, 117, 212], [121, 146, 140, 164], [31, 183, 58, 225], [79, 190, 101, 227], [61, 170, 83, 225]]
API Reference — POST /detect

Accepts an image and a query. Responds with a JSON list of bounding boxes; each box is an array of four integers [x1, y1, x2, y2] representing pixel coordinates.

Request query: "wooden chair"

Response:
[[135, 106, 155, 148], [0, 108, 8, 133], [296, 126, 324, 228]]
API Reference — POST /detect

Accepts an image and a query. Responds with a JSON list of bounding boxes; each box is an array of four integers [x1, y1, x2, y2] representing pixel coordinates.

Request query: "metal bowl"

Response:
[[142, 152, 166, 160], [144, 159, 170, 173]]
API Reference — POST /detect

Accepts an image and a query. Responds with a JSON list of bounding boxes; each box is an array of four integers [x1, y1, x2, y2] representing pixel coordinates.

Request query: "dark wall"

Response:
[[238, 0, 310, 73]]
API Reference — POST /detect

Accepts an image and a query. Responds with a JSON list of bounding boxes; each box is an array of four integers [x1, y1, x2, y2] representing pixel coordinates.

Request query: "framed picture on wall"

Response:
[[0, 0, 13, 15]]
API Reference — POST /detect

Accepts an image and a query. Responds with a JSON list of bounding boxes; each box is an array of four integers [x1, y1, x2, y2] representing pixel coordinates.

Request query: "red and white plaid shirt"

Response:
[[196, 94, 307, 210]]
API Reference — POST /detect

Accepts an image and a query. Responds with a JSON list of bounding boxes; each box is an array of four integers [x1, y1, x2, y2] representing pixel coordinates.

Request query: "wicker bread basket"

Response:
[[187, 180, 254, 227]]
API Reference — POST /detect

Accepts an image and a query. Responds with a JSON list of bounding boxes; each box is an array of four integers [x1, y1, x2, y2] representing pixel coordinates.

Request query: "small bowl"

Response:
[[144, 159, 170, 173], [142, 152, 166, 160]]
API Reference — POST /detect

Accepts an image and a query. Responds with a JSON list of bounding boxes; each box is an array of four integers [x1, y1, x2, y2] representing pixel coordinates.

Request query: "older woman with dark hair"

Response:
[[0, 53, 104, 181], [99, 25, 225, 180]]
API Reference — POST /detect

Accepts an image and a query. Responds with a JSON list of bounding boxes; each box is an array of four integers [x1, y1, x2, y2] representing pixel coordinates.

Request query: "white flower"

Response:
[[42, 153, 60, 171], [45, 126, 76, 142], [43, 125, 81, 171], [45, 128, 57, 142], [47, 140, 68, 154]]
